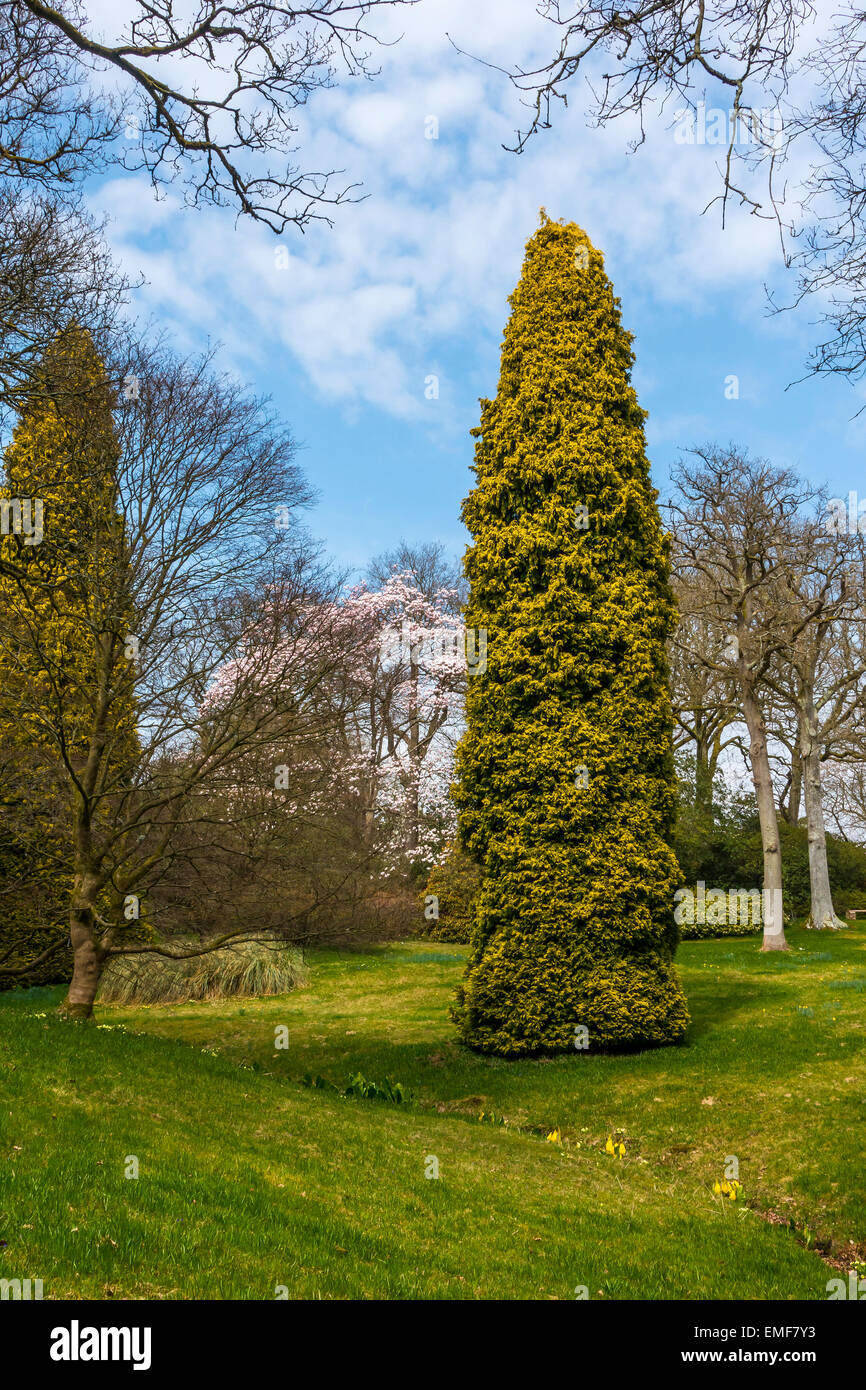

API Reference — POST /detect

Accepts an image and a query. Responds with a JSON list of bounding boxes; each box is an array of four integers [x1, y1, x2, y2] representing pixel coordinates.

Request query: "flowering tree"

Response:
[[198, 563, 471, 938], [336, 571, 467, 867]]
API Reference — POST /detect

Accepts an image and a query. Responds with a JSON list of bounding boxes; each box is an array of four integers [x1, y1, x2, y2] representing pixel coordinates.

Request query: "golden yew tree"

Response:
[[452, 214, 690, 1055], [0, 325, 138, 1005]]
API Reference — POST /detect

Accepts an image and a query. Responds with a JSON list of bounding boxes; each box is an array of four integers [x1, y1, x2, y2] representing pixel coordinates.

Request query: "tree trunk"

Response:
[[801, 703, 845, 931], [61, 902, 103, 1020], [742, 680, 788, 951], [695, 732, 712, 811], [785, 748, 802, 825], [406, 657, 420, 853]]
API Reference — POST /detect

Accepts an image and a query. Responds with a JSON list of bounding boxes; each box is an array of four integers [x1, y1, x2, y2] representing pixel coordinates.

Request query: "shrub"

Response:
[[676, 884, 762, 940], [344, 1073, 412, 1103], [421, 844, 480, 943]]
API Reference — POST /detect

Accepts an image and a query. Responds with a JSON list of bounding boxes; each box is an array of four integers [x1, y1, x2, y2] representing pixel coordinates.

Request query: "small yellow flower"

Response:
[[616, 1142, 625, 1159], [713, 1180, 721, 1195], [605, 1135, 615, 1155], [546, 1127, 562, 1144]]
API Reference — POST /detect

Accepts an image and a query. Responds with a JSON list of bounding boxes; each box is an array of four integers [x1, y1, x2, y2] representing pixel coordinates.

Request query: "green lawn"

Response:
[[1, 927, 864, 1299]]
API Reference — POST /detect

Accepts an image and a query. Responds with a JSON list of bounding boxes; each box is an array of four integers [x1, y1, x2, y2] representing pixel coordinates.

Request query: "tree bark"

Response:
[[742, 680, 788, 951], [695, 732, 712, 811], [61, 901, 103, 1020], [785, 748, 802, 825], [800, 702, 845, 930], [406, 655, 420, 853]]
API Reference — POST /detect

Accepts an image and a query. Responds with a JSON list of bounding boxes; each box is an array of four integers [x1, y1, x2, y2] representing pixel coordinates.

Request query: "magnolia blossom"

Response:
[[205, 572, 465, 872]]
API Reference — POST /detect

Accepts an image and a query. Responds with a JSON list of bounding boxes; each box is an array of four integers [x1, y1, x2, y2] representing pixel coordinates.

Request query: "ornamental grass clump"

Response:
[[97, 937, 306, 1005]]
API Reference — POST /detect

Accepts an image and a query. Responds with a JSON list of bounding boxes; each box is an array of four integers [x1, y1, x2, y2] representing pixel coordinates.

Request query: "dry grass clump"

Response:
[[97, 937, 306, 1005]]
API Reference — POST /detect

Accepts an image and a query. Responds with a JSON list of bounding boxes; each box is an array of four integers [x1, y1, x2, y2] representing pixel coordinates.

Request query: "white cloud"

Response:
[[88, 0, 806, 424]]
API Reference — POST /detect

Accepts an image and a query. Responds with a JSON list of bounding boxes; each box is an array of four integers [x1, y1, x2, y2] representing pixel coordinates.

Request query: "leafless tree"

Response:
[[367, 539, 465, 607], [669, 568, 739, 810], [667, 443, 822, 950], [478, 2, 866, 381], [0, 191, 131, 415], [1, 0, 415, 231], [762, 518, 866, 928]]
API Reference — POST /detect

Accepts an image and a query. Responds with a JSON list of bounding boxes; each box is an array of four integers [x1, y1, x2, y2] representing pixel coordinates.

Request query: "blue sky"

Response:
[[85, 0, 866, 577]]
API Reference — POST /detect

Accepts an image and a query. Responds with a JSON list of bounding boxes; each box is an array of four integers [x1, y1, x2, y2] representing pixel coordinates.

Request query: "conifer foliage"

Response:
[[0, 326, 138, 992], [452, 214, 690, 1055]]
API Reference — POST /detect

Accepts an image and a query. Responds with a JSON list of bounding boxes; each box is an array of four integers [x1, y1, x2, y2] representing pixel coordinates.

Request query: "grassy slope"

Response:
[[1, 927, 864, 1299]]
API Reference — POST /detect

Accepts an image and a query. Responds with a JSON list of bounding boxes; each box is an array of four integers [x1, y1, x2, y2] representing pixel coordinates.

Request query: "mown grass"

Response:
[[1, 926, 863, 1299]]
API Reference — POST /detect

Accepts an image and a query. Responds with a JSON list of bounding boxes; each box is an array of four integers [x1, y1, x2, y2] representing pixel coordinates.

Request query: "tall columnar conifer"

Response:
[[0, 326, 138, 988], [452, 214, 690, 1055]]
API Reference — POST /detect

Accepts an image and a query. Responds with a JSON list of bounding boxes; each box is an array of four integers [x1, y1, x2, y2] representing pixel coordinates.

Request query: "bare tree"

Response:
[[766, 525, 866, 927], [763, 693, 803, 826], [478, 2, 866, 380], [0, 191, 131, 414], [821, 741, 866, 846], [367, 539, 465, 607], [493, 0, 802, 175], [668, 444, 822, 951], [0, 0, 415, 232], [669, 568, 739, 810]]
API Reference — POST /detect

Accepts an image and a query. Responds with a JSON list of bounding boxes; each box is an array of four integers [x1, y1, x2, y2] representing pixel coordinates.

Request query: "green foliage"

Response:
[[0, 830, 72, 987], [679, 920, 757, 941], [96, 937, 307, 1005], [451, 214, 689, 1054], [0, 326, 139, 984], [301, 1070, 412, 1103], [0, 325, 136, 762], [344, 1072, 412, 1103], [421, 842, 481, 943]]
